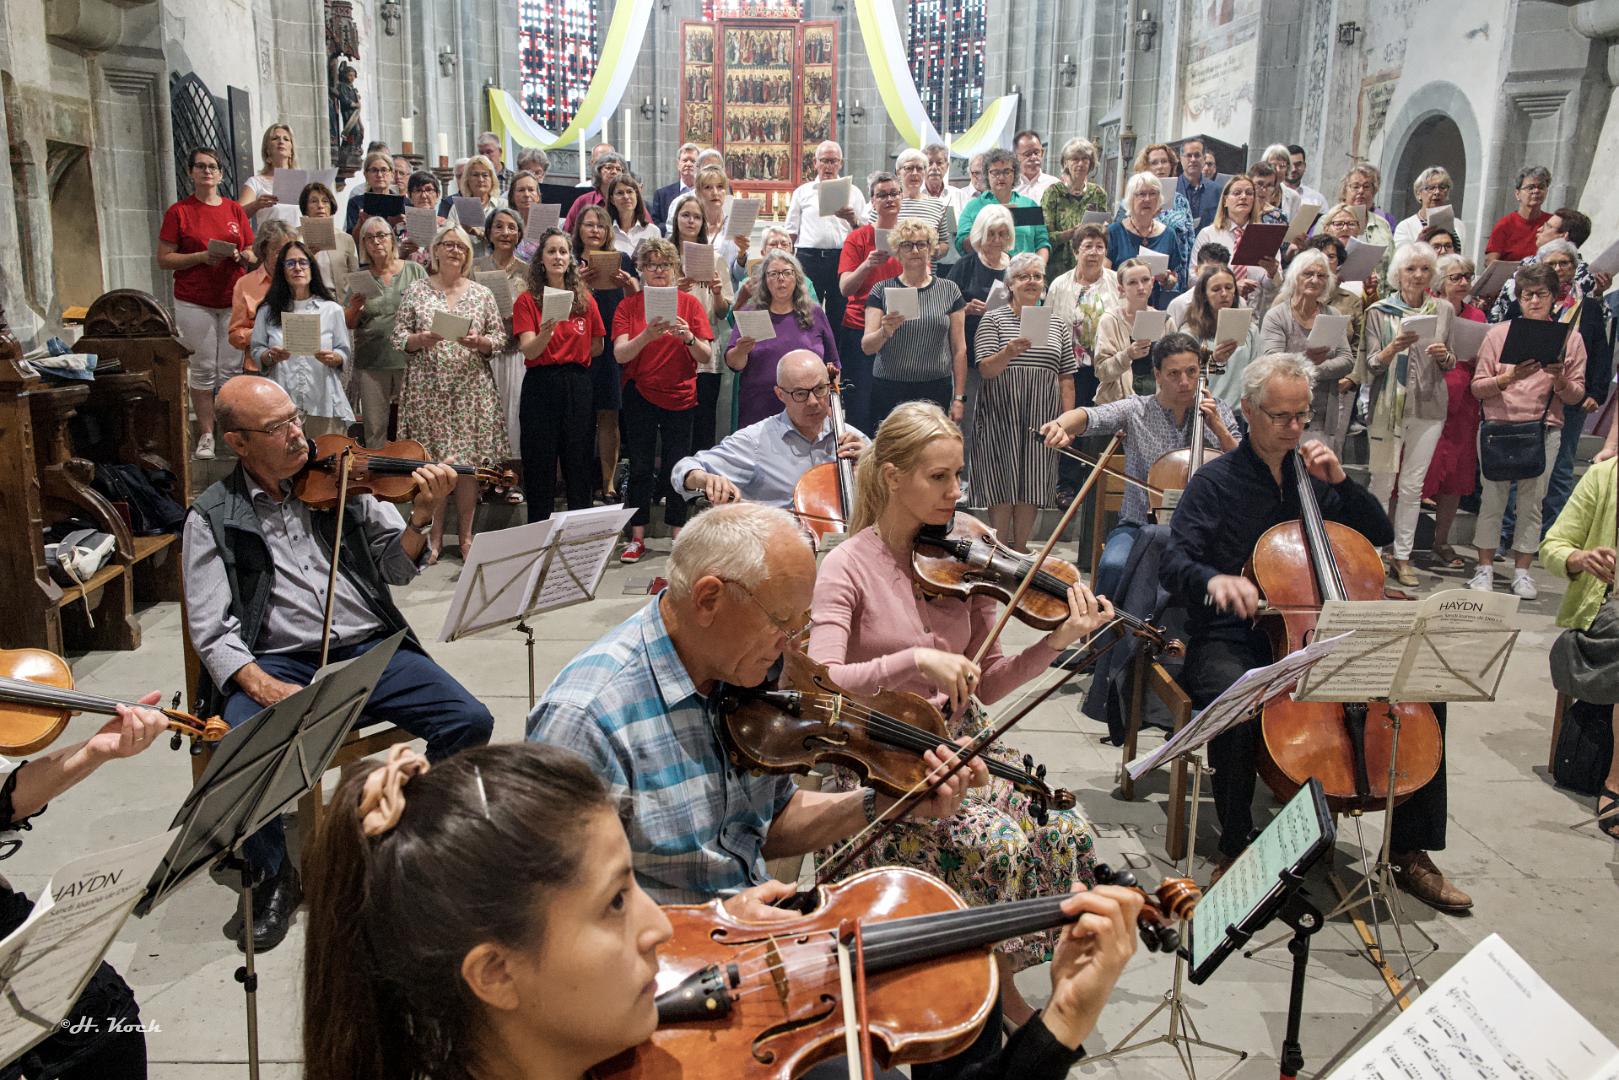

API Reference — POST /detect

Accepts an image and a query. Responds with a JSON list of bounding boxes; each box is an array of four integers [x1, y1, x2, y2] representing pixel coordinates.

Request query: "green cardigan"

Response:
[[1541, 457, 1617, 631]]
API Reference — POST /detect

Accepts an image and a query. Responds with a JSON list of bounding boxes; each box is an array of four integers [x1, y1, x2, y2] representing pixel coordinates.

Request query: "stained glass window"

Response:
[[907, 0, 986, 137], [518, 0, 599, 131]]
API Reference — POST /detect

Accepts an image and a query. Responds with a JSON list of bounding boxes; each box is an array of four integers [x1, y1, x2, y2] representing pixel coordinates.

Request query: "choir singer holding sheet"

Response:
[[671, 350, 865, 507]]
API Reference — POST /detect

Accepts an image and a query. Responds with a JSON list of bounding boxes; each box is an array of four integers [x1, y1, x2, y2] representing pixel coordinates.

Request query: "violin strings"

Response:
[[795, 698, 1034, 786], [0, 677, 128, 717], [324, 454, 476, 475]]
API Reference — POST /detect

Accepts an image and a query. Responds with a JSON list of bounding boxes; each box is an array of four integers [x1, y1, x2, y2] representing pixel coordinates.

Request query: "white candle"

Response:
[[436, 132, 449, 160], [401, 117, 415, 147], [623, 108, 633, 165], [579, 129, 587, 182], [601, 112, 610, 145]]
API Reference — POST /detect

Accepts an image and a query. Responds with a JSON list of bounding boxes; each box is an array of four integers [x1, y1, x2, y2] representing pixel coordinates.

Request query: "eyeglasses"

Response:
[[231, 410, 305, 438], [872, 190, 901, 200], [283, 258, 312, 270], [1445, 272, 1474, 283], [764, 269, 797, 281], [987, 169, 1015, 179], [1543, 259, 1575, 271], [1256, 405, 1313, 428], [721, 579, 811, 642], [1519, 183, 1547, 193], [191, 162, 221, 173], [780, 382, 832, 403], [1518, 289, 1553, 302], [896, 240, 930, 253], [899, 164, 925, 172], [1422, 183, 1452, 193], [640, 260, 674, 270]]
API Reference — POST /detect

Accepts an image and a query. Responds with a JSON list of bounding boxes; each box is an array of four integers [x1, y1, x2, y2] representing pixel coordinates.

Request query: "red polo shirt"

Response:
[[1485, 209, 1549, 262], [611, 289, 713, 410]]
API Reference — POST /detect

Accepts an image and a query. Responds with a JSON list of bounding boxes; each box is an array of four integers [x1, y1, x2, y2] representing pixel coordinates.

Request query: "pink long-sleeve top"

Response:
[[808, 526, 1058, 710], [1471, 320, 1586, 426]]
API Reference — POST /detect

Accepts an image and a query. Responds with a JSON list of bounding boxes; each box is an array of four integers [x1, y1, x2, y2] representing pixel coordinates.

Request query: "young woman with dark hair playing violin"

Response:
[[301, 741, 1151, 1080], [1160, 352, 1468, 912]]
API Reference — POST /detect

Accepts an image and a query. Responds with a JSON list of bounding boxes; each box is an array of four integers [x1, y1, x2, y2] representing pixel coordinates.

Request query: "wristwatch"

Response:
[[406, 516, 432, 538], [953, 394, 967, 403]]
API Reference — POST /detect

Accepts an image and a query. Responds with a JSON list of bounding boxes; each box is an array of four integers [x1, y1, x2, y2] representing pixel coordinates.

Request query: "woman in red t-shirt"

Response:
[[513, 229, 605, 522], [609, 238, 714, 562], [158, 145, 255, 459]]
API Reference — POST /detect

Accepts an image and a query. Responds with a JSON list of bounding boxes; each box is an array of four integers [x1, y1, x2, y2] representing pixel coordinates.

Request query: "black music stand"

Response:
[[135, 631, 402, 1080]]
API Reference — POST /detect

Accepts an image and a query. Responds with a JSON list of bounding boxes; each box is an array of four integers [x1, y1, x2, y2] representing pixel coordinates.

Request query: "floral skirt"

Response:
[[821, 703, 1098, 971]]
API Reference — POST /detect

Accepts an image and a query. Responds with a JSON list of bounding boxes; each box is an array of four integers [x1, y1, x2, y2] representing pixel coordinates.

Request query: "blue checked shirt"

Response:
[[525, 599, 796, 903]]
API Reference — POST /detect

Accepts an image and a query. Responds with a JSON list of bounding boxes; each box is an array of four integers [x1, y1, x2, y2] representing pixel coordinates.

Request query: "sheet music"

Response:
[[1469, 259, 1520, 299], [884, 286, 920, 321], [1080, 210, 1111, 225], [430, 310, 472, 342], [405, 207, 440, 244], [343, 271, 383, 300], [1158, 177, 1179, 208], [874, 227, 893, 254], [682, 241, 716, 282], [271, 167, 308, 205], [451, 196, 486, 231], [1130, 308, 1167, 341], [1214, 306, 1252, 346], [1591, 235, 1619, 278], [588, 251, 623, 282], [643, 286, 679, 325], [206, 239, 239, 260], [279, 312, 323, 357], [1126, 633, 1351, 779], [1328, 934, 1618, 1080], [0, 833, 174, 1070], [300, 215, 336, 253], [984, 280, 1010, 311], [524, 203, 560, 243], [542, 286, 574, 323], [1134, 249, 1171, 277], [1306, 312, 1351, 350], [734, 308, 777, 342], [1448, 316, 1489, 361], [533, 507, 635, 611], [1425, 204, 1454, 232], [726, 198, 761, 239], [474, 271, 516, 318], [1283, 202, 1322, 244], [308, 167, 337, 195], [1338, 238, 1386, 283], [1401, 314, 1439, 355], [1018, 304, 1054, 348], [817, 176, 852, 217]]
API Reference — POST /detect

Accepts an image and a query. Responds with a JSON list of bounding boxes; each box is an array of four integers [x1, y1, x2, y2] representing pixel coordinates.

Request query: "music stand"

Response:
[[135, 631, 403, 1080], [1255, 591, 1520, 1000], [439, 505, 632, 709], [1099, 633, 1349, 1078]]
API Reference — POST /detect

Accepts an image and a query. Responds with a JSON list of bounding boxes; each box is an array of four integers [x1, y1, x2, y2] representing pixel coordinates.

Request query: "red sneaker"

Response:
[[619, 538, 647, 564]]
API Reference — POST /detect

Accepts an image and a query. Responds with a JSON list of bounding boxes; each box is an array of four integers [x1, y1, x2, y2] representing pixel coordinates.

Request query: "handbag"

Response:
[[1478, 390, 1553, 482]]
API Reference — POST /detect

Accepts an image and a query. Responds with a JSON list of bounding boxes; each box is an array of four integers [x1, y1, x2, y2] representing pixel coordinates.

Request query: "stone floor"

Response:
[[17, 508, 1618, 1078]]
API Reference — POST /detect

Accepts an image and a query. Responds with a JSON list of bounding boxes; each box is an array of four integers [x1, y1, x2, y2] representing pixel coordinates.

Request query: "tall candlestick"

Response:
[[401, 117, 415, 148], [436, 132, 450, 168], [602, 112, 610, 146], [623, 108, 633, 165], [579, 129, 587, 182]]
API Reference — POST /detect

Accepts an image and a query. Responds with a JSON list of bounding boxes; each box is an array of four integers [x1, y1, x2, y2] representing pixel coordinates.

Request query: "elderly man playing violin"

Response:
[[183, 375, 494, 953], [1158, 353, 1468, 912], [670, 349, 865, 509]]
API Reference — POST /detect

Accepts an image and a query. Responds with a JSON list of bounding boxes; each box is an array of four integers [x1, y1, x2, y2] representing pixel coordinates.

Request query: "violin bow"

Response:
[[967, 430, 1124, 669], [317, 443, 355, 671], [1029, 431, 1171, 500]]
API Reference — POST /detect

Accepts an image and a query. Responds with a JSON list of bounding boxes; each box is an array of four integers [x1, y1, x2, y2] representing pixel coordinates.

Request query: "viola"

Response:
[[1246, 450, 1442, 813], [912, 514, 1178, 652], [1146, 351, 1226, 517], [719, 650, 1076, 825], [0, 649, 228, 755], [595, 865, 1198, 1080], [292, 434, 517, 510], [790, 375, 857, 541]]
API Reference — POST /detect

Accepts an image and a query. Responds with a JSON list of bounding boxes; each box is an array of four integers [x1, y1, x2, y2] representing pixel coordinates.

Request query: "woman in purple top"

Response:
[[724, 250, 841, 427]]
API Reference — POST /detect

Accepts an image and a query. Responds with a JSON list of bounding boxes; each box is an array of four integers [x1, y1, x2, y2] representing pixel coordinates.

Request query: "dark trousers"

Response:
[[623, 383, 694, 530], [692, 371, 721, 453], [837, 323, 874, 434], [1182, 632, 1448, 858], [867, 375, 953, 433], [520, 362, 595, 522], [797, 247, 846, 330], [221, 637, 494, 878]]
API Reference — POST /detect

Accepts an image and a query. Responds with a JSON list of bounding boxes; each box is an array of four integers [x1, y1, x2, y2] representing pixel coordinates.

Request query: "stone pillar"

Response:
[[1570, 0, 1619, 253]]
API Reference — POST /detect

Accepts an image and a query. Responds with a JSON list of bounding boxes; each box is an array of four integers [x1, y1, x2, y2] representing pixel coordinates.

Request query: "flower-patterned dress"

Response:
[[391, 278, 510, 465]]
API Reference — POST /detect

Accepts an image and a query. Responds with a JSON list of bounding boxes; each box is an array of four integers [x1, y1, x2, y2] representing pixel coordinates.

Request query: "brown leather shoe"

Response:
[[1391, 850, 1472, 913], [1209, 853, 1237, 888]]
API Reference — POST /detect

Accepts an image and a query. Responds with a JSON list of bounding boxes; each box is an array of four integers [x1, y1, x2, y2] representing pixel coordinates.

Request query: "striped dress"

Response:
[[970, 305, 1076, 506]]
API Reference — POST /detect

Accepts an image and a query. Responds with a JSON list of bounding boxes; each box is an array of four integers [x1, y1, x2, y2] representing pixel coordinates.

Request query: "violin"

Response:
[[718, 650, 1076, 825], [1146, 351, 1226, 516], [292, 434, 517, 510], [1246, 449, 1442, 813], [790, 374, 857, 541], [595, 864, 1198, 1080], [912, 514, 1178, 652], [0, 649, 228, 755]]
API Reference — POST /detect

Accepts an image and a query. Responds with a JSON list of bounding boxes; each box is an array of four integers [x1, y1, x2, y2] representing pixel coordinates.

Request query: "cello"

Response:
[[791, 374, 857, 541], [1246, 449, 1442, 813], [1146, 349, 1225, 519]]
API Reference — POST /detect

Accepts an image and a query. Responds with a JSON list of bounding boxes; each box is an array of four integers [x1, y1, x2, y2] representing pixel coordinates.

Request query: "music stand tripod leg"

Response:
[[1276, 882, 1324, 1080], [516, 619, 537, 711], [231, 860, 262, 1080]]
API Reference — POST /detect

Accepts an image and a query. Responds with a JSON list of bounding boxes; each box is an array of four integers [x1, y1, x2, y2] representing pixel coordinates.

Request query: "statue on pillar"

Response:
[[325, 0, 363, 176]]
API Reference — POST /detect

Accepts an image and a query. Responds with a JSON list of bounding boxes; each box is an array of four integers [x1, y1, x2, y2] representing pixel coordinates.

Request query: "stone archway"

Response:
[[1378, 82, 1483, 241], [1391, 114, 1466, 222]]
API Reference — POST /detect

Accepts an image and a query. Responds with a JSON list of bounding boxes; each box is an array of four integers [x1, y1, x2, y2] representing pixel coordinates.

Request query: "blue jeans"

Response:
[[1094, 522, 1142, 601], [222, 637, 494, 878]]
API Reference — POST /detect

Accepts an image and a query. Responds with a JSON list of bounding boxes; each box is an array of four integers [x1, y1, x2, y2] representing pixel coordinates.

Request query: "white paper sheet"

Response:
[[1590, 235, 1619, 278], [726, 198, 761, 239], [1401, 314, 1439, 355], [206, 238, 239, 260], [1305, 312, 1351, 350], [1470, 258, 1521, 299], [1328, 934, 1618, 1080], [308, 167, 338, 195], [344, 271, 383, 300], [1158, 176, 1179, 208], [817, 176, 852, 217], [1134, 248, 1171, 277], [1282, 202, 1323, 245], [1448, 315, 1489, 360], [643, 285, 679, 325], [1130, 308, 1168, 341], [474, 271, 516, 318], [271, 167, 309, 205], [874, 227, 893, 254], [1080, 210, 1111, 225], [541, 286, 574, 323], [984, 280, 1010, 311], [884, 286, 920, 321], [1018, 304, 1054, 348], [430, 309, 472, 342], [452, 196, 486, 231], [405, 207, 440, 244], [1337, 238, 1387, 283], [280, 311, 323, 356], [682, 241, 716, 282], [734, 308, 777, 342], [1214, 306, 1253, 346], [300, 215, 336, 253], [524, 203, 561, 243], [1425, 204, 1454, 233]]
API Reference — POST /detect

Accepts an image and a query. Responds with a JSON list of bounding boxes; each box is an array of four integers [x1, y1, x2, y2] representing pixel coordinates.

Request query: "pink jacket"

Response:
[[1471, 320, 1586, 426]]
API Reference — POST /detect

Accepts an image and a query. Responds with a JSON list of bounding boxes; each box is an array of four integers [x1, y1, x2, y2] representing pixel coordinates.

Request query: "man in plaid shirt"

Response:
[[526, 503, 978, 921]]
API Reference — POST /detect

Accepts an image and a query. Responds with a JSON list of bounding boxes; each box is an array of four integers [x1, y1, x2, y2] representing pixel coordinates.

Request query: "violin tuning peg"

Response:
[[1111, 867, 1139, 890], [1036, 762, 1047, 780], [1022, 752, 1035, 770], [169, 731, 183, 751], [170, 691, 182, 710]]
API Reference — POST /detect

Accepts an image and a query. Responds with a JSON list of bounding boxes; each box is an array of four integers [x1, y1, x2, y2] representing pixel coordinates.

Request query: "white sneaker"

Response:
[[195, 432, 215, 460], [1511, 570, 1538, 599], [1467, 565, 1494, 592]]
